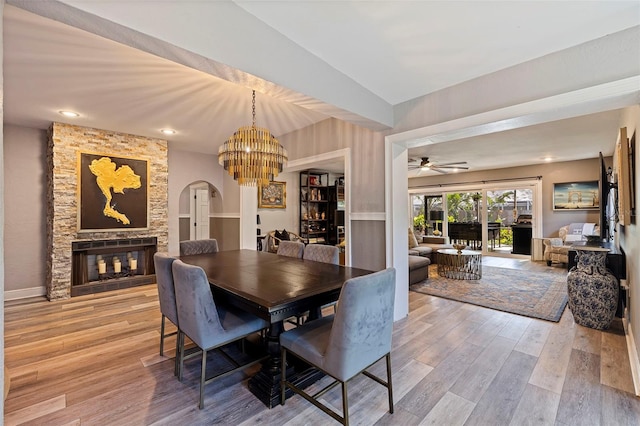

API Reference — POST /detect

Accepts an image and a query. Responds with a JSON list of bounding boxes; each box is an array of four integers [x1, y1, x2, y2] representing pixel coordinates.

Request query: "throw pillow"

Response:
[[280, 229, 290, 240], [408, 228, 419, 249]]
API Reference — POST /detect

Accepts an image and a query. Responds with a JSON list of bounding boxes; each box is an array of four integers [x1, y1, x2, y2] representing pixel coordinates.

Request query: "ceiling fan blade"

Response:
[[431, 167, 448, 174], [435, 161, 468, 167], [436, 164, 469, 170]]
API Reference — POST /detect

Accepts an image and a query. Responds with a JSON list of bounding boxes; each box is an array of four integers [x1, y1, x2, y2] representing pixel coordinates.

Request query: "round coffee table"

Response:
[[437, 249, 482, 280]]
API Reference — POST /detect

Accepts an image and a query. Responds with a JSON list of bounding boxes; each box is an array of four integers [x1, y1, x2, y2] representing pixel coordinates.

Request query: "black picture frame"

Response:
[[78, 152, 149, 231]]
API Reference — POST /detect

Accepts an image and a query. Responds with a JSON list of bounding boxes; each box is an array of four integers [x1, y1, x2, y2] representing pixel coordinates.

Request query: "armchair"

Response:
[[543, 223, 598, 266], [262, 229, 304, 253]]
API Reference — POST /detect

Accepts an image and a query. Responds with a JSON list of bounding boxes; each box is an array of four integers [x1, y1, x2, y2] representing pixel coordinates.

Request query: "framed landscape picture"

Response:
[[258, 181, 286, 209], [553, 181, 599, 211], [78, 152, 149, 231]]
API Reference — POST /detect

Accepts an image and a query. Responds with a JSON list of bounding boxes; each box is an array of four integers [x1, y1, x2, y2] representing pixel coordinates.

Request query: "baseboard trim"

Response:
[[623, 317, 640, 396], [5, 286, 47, 301]]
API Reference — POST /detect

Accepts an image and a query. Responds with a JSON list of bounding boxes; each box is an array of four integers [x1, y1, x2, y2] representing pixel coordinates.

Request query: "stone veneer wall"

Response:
[[47, 122, 168, 300]]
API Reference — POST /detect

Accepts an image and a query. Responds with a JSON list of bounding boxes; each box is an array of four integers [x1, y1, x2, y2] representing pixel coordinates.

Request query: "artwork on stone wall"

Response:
[[78, 152, 149, 231]]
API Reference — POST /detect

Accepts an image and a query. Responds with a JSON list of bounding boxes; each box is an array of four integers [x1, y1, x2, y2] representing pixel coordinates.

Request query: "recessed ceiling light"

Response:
[[543, 156, 553, 162], [160, 129, 176, 135], [59, 110, 80, 118]]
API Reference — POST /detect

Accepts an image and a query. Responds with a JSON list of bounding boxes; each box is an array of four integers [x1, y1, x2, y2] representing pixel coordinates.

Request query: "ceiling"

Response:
[[3, 1, 640, 175]]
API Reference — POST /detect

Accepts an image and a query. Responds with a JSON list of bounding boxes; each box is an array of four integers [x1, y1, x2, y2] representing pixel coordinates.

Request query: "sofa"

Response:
[[409, 232, 453, 262], [409, 255, 430, 284], [408, 228, 432, 258], [420, 236, 453, 263], [408, 228, 432, 284], [543, 223, 598, 266]]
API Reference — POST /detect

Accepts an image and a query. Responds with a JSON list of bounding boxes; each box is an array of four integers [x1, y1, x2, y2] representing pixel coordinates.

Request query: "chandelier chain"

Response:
[[252, 90, 256, 127]]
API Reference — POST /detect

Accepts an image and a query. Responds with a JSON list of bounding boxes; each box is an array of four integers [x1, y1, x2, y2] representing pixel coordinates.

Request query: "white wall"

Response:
[[257, 171, 298, 236], [393, 26, 640, 134]]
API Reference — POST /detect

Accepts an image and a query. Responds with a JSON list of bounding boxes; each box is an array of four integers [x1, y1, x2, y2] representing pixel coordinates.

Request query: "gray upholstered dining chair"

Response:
[[277, 240, 305, 258], [299, 244, 341, 322], [153, 252, 180, 375], [172, 259, 269, 409], [280, 267, 396, 425], [303, 244, 340, 265], [179, 238, 219, 256]]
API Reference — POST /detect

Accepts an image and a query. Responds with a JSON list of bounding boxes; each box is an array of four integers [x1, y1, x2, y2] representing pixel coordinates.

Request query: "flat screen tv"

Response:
[[598, 152, 610, 241]]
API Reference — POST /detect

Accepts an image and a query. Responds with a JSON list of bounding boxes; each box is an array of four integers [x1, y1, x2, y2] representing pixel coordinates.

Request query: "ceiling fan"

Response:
[[408, 157, 469, 174]]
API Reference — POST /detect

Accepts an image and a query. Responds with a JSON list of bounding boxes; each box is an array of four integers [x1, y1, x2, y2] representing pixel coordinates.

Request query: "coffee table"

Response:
[[437, 249, 482, 280]]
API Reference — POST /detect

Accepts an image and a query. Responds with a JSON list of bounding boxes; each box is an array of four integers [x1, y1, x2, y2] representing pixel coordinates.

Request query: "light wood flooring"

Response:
[[4, 257, 640, 425]]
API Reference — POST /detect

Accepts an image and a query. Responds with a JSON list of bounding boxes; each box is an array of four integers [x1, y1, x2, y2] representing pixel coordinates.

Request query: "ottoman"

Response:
[[409, 255, 431, 285]]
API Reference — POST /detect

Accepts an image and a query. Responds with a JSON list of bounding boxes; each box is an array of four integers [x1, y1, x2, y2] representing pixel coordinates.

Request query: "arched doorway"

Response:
[[179, 181, 221, 243]]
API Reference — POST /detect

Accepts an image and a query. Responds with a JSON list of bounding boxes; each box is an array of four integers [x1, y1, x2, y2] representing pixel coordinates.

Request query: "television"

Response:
[[598, 152, 611, 241]]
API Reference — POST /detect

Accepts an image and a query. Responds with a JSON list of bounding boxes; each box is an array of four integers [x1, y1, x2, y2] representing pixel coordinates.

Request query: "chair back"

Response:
[[303, 244, 339, 265], [172, 260, 224, 349], [154, 253, 178, 326], [179, 239, 219, 256], [277, 241, 305, 258], [326, 268, 396, 380]]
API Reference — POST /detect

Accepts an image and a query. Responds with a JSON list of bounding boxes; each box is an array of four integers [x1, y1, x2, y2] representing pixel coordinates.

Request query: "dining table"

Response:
[[179, 249, 374, 408]]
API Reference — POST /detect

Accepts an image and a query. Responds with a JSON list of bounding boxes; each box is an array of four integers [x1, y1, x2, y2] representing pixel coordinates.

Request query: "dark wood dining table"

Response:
[[179, 249, 374, 408]]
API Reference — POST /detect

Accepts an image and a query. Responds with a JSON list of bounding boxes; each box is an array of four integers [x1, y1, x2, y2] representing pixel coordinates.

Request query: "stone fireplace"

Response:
[[47, 123, 169, 300]]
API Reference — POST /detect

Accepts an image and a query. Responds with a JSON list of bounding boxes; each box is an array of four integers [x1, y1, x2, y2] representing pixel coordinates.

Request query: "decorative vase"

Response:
[[566, 247, 618, 330]]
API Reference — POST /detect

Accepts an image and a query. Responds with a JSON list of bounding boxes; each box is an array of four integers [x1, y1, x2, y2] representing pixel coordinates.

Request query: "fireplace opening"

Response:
[[71, 237, 157, 296]]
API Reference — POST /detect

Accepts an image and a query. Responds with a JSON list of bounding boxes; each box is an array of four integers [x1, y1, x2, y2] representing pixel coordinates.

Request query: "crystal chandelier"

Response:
[[218, 90, 288, 187]]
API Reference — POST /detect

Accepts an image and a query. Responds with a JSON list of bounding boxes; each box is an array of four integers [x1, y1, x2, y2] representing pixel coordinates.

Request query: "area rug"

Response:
[[410, 265, 568, 322]]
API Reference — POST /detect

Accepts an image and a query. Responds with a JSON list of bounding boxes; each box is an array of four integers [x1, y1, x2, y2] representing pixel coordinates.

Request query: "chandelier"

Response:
[[218, 90, 288, 187]]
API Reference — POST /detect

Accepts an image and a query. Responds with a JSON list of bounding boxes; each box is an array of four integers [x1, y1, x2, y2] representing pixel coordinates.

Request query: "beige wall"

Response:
[[167, 148, 231, 255], [1, 4, 5, 410], [409, 158, 604, 237], [3, 125, 47, 295], [281, 118, 386, 214], [210, 217, 240, 251], [279, 118, 387, 271], [618, 105, 640, 363]]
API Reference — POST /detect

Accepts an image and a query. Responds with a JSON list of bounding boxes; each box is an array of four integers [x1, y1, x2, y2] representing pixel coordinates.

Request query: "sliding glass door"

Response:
[[485, 188, 533, 254], [410, 180, 538, 257]]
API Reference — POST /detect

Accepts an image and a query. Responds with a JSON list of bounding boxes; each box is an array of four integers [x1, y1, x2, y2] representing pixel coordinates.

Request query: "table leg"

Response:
[[248, 318, 327, 408], [248, 321, 290, 407]]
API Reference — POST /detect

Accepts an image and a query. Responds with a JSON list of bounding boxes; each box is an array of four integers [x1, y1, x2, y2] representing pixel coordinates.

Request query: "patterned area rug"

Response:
[[411, 265, 568, 322]]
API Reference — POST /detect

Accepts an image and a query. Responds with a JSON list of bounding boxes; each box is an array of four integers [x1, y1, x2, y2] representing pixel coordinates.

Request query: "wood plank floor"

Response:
[[4, 258, 640, 425]]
